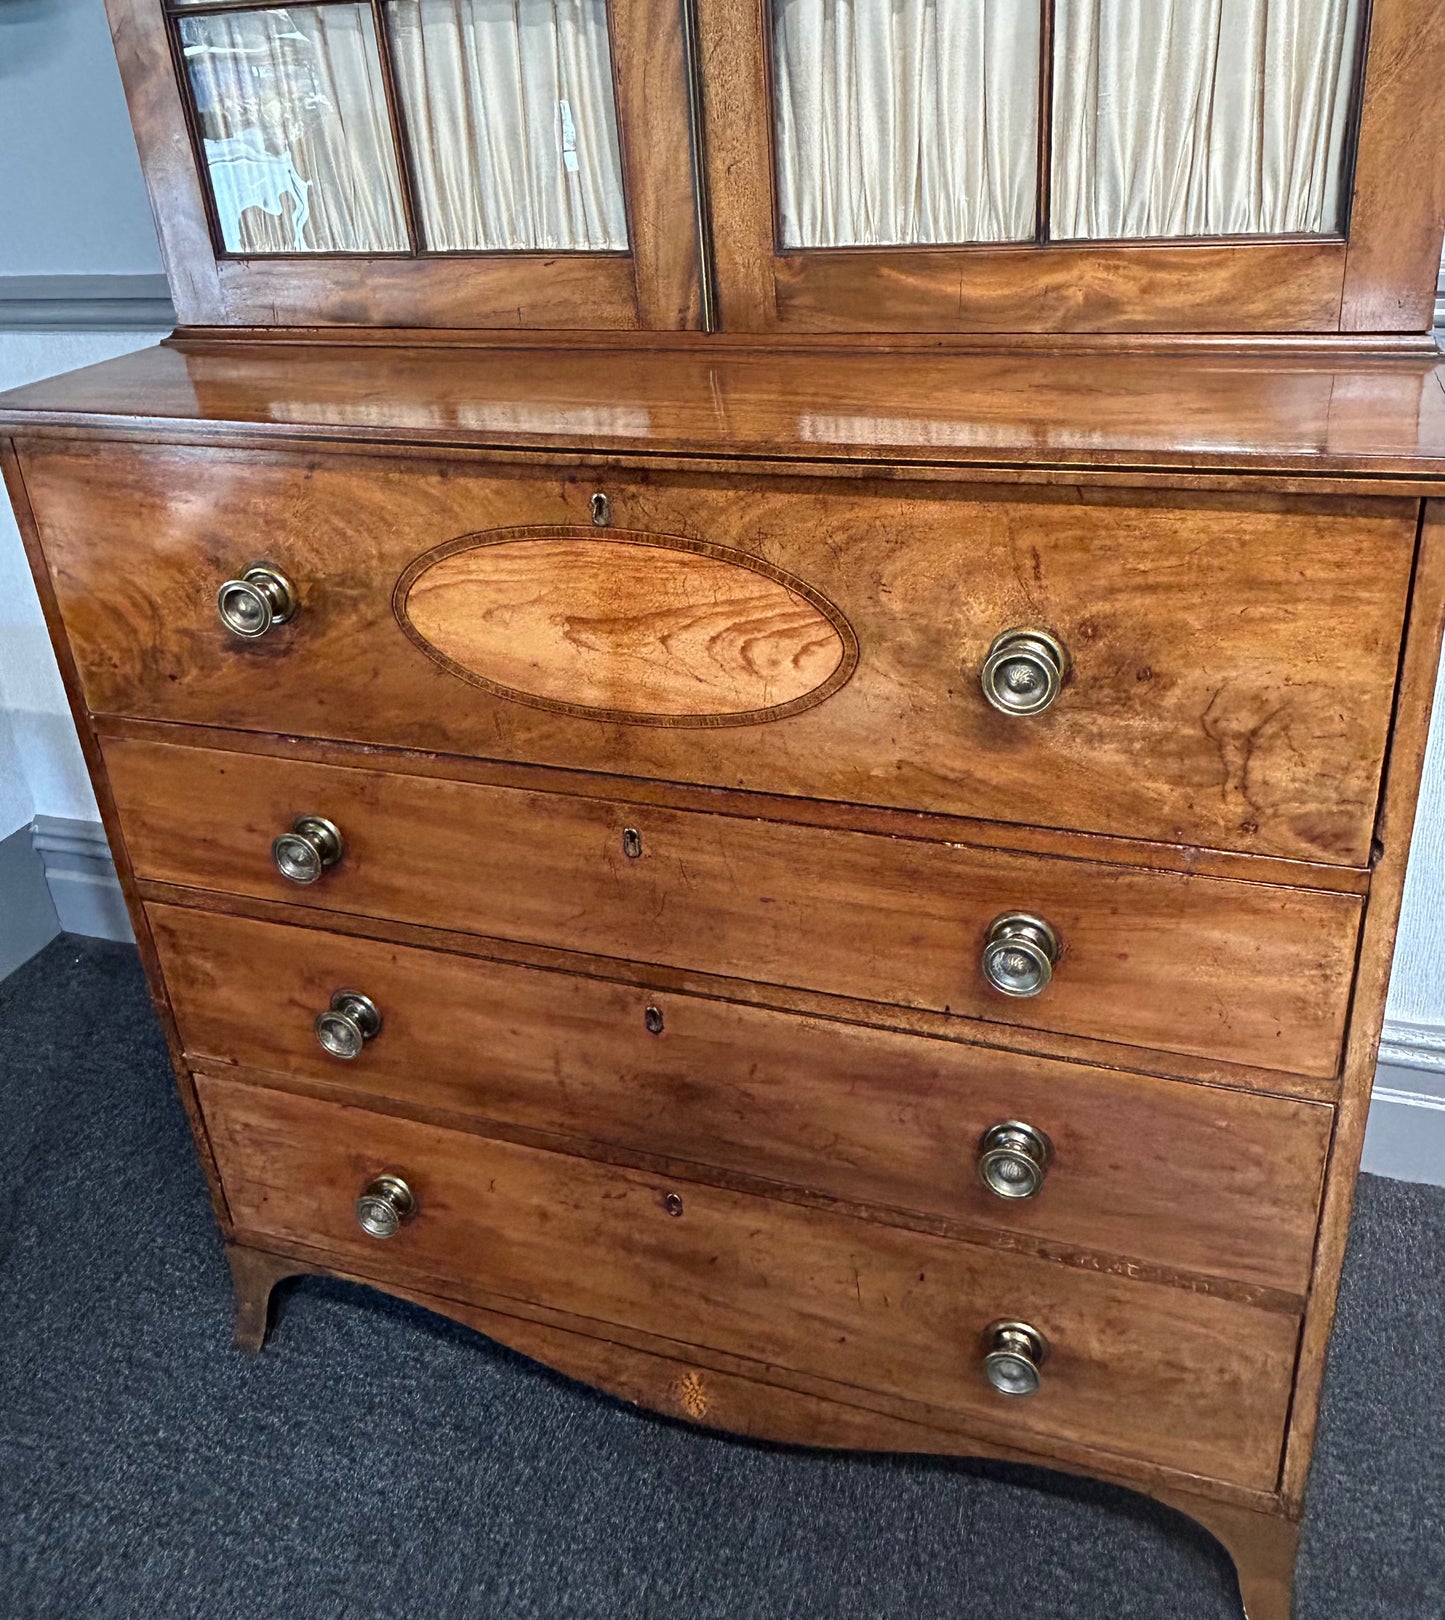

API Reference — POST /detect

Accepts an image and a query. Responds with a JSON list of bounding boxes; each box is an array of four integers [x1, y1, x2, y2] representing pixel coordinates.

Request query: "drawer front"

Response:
[[156, 905, 1331, 1295], [109, 736, 1361, 1077], [29, 441, 1414, 865], [197, 1076, 1299, 1490]]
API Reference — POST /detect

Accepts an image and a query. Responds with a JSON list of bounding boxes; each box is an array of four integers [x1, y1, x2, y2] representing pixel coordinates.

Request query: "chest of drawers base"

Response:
[[6, 361, 1445, 1620]]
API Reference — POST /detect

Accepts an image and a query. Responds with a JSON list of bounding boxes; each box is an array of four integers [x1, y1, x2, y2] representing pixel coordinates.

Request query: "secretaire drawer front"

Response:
[[110, 737, 1361, 1078], [197, 1077, 1298, 1490], [155, 905, 1331, 1294], [28, 441, 1415, 865]]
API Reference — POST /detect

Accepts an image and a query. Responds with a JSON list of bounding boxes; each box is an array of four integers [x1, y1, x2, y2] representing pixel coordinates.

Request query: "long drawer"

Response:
[[109, 736, 1361, 1078], [154, 904, 1331, 1295], [28, 440, 1415, 864], [110, 741, 1354, 1075], [197, 1076, 1300, 1490]]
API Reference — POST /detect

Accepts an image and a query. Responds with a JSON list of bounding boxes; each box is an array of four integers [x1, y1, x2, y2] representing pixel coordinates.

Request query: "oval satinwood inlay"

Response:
[[393, 527, 859, 727]]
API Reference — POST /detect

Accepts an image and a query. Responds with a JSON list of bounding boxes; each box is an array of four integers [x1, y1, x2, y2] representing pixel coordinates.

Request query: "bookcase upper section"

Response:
[[106, 0, 1445, 337]]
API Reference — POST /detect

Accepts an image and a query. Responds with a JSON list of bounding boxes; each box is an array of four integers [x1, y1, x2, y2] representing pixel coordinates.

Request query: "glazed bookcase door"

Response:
[[106, 0, 702, 328], [699, 0, 1445, 335]]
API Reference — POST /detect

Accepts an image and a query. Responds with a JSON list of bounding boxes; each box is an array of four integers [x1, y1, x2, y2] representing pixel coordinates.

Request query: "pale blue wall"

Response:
[[0, 0, 165, 838], [0, 0, 162, 276], [0, 331, 169, 839], [0, 703, 31, 839]]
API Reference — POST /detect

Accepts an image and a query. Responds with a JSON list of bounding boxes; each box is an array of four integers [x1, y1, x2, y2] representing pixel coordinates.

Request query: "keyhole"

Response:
[[590, 492, 611, 527], [622, 828, 642, 859], [645, 1005, 664, 1035]]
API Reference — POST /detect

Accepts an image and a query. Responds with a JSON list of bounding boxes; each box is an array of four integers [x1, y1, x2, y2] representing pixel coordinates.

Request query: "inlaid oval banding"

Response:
[[394, 527, 859, 727]]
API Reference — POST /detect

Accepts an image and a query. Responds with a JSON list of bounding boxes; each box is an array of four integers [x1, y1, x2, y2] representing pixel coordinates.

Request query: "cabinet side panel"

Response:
[[1281, 497, 1445, 1506]]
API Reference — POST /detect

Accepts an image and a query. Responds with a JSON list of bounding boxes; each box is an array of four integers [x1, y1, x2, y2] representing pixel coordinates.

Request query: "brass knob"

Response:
[[217, 564, 297, 639], [980, 628, 1068, 717], [271, 815, 344, 885], [355, 1174, 416, 1240], [978, 1121, 1053, 1199], [982, 912, 1060, 998], [315, 991, 381, 1060], [983, 1320, 1048, 1396]]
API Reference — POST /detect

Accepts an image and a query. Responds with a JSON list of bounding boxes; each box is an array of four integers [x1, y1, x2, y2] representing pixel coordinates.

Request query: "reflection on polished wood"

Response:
[[4, 340, 1445, 478]]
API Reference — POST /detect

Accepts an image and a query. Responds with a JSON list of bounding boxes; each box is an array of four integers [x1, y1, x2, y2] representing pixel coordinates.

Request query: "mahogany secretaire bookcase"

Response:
[[5, 1, 1445, 1613]]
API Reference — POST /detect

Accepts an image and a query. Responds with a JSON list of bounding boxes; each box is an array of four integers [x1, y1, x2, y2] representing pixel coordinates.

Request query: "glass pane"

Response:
[[180, 6, 409, 253], [1051, 0, 1366, 241], [771, 0, 1041, 248], [388, 0, 629, 252]]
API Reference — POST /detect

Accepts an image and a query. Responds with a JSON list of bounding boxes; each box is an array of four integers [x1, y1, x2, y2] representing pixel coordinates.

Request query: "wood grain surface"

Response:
[[396, 528, 854, 723], [1280, 500, 1445, 1508], [106, 735, 1363, 1079], [151, 903, 1332, 1296], [26, 441, 1416, 864], [7, 344, 1445, 480], [198, 1075, 1301, 1491], [1339, 0, 1445, 331]]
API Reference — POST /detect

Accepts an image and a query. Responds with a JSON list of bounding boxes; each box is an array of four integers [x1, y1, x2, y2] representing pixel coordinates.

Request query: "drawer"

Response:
[[197, 1076, 1300, 1490], [109, 736, 1362, 1077], [155, 905, 1332, 1295], [27, 441, 1414, 865]]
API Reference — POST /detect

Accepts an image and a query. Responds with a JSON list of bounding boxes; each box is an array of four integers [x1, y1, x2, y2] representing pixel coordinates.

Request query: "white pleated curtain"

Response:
[[1051, 0, 1366, 240], [183, 0, 627, 255], [181, 6, 409, 253], [772, 0, 1040, 247], [771, 0, 1365, 248], [388, 0, 629, 251]]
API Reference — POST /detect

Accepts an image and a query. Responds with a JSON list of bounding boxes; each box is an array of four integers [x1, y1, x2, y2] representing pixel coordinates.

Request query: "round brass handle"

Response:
[[271, 815, 344, 885], [217, 564, 297, 639], [355, 1174, 416, 1240], [980, 628, 1069, 717], [315, 990, 381, 1060], [983, 1320, 1048, 1396], [982, 912, 1060, 998], [978, 1121, 1053, 1200]]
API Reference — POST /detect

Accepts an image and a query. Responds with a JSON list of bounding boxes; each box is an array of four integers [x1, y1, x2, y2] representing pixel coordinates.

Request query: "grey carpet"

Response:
[[0, 935, 1439, 1620]]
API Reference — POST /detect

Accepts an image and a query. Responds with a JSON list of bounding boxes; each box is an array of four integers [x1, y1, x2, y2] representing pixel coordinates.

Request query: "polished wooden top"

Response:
[[5, 339, 1445, 480]]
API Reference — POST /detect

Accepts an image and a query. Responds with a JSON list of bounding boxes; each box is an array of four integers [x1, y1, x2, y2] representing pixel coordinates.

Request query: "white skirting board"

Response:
[[28, 815, 133, 945], [3, 817, 1443, 1183], [1365, 1026, 1445, 1188], [0, 822, 61, 982]]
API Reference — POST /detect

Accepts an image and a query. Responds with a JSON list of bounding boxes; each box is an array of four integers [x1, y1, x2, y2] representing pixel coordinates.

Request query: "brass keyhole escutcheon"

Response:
[[622, 828, 643, 859]]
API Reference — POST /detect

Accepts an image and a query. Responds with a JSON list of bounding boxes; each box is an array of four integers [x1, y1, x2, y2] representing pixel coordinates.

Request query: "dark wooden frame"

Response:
[[107, 0, 703, 328], [698, 0, 1445, 335]]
